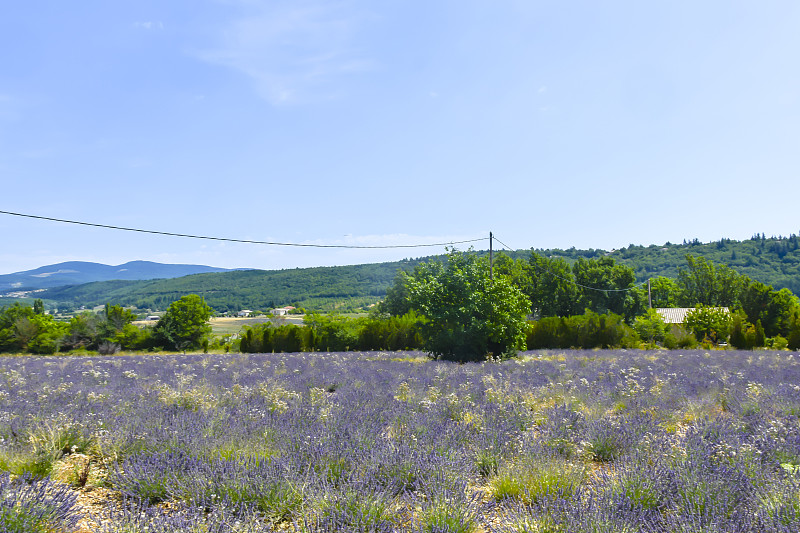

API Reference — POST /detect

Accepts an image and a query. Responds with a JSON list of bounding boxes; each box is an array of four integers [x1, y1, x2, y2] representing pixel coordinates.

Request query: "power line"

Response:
[[491, 234, 645, 293], [0, 210, 487, 250]]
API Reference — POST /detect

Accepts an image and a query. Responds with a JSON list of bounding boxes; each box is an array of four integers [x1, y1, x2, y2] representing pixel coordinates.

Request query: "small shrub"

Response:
[[308, 489, 399, 532], [490, 456, 585, 503], [474, 448, 500, 477], [767, 335, 789, 350], [758, 479, 800, 527], [491, 471, 525, 501], [666, 329, 697, 349], [97, 341, 121, 355], [415, 483, 479, 533], [418, 500, 476, 533], [613, 461, 670, 512], [584, 421, 628, 462], [221, 479, 303, 525], [633, 309, 670, 344], [10, 421, 95, 478], [586, 435, 624, 462], [0, 472, 81, 533]]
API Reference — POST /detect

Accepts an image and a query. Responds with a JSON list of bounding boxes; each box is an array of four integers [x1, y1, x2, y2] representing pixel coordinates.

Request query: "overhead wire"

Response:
[[491, 234, 646, 293], [0, 210, 487, 250], [0, 209, 644, 293]]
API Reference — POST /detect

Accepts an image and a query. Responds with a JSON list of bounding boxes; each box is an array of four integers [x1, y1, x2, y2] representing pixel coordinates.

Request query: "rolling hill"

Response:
[[12, 234, 800, 314], [35, 259, 428, 313]]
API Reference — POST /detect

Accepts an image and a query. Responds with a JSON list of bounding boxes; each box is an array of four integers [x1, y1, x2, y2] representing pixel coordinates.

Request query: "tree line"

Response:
[[28, 234, 800, 315], [0, 295, 214, 354], [3, 249, 800, 358], [376, 249, 800, 358]]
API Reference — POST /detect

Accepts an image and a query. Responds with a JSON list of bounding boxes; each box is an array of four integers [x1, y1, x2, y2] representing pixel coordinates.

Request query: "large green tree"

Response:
[[406, 249, 529, 362], [647, 276, 681, 308], [0, 302, 67, 354], [684, 305, 732, 345], [525, 252, 580, 318], [376, 270, 414, 316], [738, 281, 798, 338], [677, 254, 745, 307], [155, 294, 213, 352], [573, 256, 644, 320]]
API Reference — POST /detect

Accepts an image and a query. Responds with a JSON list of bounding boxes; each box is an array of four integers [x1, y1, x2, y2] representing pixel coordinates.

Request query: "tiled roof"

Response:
[[655, 308, 692, 324], [655, 307, 730, 324]]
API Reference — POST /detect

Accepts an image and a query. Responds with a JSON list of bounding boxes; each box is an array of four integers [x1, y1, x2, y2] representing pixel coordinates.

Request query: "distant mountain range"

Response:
[[0, 261, 234, 293]]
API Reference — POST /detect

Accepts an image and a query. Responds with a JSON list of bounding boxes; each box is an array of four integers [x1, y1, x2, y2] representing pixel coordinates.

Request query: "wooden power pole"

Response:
[[489, 231, 493, 282]]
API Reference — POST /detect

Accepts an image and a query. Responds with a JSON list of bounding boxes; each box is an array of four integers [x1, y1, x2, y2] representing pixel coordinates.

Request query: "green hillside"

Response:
[[36, 234, 800, 313], [502, 234, 800, 294], [39, 258, 430, 313], [604, 234, 800, 293]]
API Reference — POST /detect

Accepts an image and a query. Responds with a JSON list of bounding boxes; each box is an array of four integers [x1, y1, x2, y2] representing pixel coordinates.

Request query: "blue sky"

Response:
[[2, 1, 799, 274]]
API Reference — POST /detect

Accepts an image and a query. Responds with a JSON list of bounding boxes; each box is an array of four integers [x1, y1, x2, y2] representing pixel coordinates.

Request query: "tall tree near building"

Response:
[[677, 254, 745, 307], [406, 249, 529, 362], [573, 256, 644, 320], [155, 294, 213, 352], [526, 252, 580, 318]]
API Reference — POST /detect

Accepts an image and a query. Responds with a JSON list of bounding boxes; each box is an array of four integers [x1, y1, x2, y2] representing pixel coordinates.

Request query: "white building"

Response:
[[655, 307, 730, 324]]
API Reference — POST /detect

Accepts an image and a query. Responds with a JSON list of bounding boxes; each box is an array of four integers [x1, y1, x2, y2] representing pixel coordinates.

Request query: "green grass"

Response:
[[418, 499, 477, 533], [490, 456, 586, 504]]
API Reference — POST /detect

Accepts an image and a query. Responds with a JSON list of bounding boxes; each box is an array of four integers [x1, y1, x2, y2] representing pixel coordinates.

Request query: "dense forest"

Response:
[[605, 233, 800, 292], [30, 234, 800, 313]]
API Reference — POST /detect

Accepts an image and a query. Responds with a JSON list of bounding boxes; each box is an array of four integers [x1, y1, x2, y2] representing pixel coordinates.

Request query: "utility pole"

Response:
[[489, 231, 493, 282]]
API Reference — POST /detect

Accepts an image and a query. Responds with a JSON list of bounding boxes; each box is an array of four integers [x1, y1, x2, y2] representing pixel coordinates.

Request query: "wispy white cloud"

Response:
[[134, 21, 164, 30], [196, 1, 374, 104]]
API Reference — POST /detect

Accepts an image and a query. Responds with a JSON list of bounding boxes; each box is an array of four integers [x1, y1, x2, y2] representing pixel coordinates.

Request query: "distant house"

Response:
[[237, 310, 253, 317], [271, 306, 296, 316], [655, 308, 730, 324], [146, 315, 160, 321]]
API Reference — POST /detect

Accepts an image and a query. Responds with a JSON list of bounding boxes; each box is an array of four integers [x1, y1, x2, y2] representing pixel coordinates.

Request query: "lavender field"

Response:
[[2, 349, 800, 532]]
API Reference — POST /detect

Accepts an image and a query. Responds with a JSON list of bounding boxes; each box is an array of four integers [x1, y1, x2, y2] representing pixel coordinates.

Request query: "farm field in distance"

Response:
[[2, 349, 800, 532], [133, 316, 363, 337], [208, 316, 305, 336], [131, 316, 307, 337]]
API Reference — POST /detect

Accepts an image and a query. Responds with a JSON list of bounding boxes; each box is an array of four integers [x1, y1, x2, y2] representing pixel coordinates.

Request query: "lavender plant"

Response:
[[0, 472, 81, 532], [2, 348, 800, 531]]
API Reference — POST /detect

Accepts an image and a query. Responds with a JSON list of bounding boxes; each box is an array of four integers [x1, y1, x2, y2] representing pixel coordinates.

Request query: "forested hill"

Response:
[[559, 234, 800, 294], [34, 234, 800, 313], [38, 258, 430, 313]]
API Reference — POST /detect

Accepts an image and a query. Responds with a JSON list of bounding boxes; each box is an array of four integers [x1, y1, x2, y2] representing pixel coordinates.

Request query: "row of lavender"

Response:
[[2, 349, 800, 532]]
